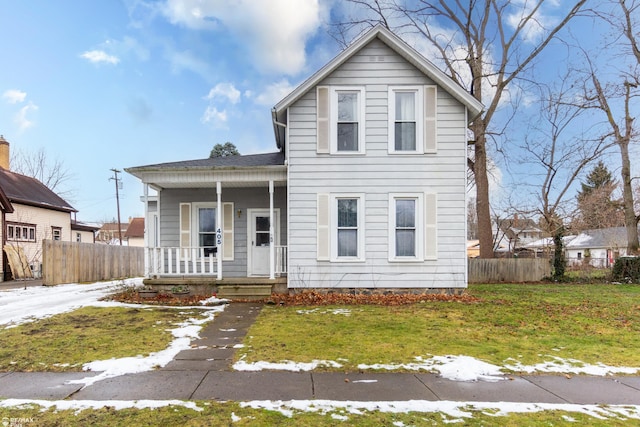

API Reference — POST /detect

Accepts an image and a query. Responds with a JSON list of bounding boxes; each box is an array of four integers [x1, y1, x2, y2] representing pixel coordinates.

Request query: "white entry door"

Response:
[[248, 209, 279, 276]]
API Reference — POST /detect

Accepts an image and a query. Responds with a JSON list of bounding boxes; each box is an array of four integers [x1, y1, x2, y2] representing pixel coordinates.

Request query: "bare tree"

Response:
[[333, 0, 587, 258], [578, 0, 640, 254], [10, 147, 74, 199]]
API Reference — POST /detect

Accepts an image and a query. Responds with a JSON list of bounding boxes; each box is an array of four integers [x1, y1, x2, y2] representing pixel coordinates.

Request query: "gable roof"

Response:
[[0, 168, 75, 213], [125, 217, 144, 238], [126, 152, 285, 175], [566, 227, 638, 250], [271, 24, 484, 149]]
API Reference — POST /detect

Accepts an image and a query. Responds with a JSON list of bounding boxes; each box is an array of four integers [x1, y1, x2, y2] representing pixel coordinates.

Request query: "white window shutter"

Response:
[[317, 193, 330, 260], [179, 203, 191, 258], [425, 193, 437, 259], [317, 86, 330, 154], [222, 202, 234, 260], [424, 85, 437, 153]]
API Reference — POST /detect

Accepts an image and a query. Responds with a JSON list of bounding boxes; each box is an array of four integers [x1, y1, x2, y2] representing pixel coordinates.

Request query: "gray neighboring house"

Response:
[[565, 227, 637, 268], [126, 25, 483, 293]]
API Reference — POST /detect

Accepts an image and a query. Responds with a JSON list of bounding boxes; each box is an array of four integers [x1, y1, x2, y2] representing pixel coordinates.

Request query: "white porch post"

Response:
[[269, 180, 275, 279], [216, 181, 222, 280], [143, 183, 149, 278]]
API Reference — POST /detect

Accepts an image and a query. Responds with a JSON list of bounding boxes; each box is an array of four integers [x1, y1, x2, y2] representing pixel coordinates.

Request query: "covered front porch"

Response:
[[126, 152, 288, 292]]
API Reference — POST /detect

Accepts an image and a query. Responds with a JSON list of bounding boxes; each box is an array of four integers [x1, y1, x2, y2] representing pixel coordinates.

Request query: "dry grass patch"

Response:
[[0, 306, 202, 372]]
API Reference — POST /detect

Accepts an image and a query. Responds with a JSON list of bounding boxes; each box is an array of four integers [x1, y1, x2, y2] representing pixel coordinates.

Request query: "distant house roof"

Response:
[[126, 152, 285, 174], [565, 227, 635, 250], [0, 168, 76, 213], [71, 221, 99, 233], [125, 217, 144, 238]]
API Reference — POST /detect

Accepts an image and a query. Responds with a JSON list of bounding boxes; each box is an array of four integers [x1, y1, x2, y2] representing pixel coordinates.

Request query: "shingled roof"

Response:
[[126, 152, 285, 172], [0, 168, 76, 213], [125, 217, 144, 238]]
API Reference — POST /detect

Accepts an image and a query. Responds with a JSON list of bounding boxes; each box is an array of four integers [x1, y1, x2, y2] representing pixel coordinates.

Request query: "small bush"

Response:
[[612, 256, 640, 283]]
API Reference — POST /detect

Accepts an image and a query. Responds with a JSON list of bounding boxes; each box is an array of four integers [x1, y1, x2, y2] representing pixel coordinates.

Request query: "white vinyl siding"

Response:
[[287, 38, 467, 289]]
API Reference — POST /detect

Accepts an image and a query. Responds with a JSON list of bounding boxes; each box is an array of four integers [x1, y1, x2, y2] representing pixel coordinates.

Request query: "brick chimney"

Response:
[[0, 135, 9, 170]]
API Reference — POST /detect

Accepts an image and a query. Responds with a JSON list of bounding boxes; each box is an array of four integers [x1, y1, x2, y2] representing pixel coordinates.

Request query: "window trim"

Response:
[[6, 222, 37, 243], [331, 194, 365, 262], [51, 226, 62, 241], [388, 86, 424, 154], [330, 86, 366, 155], [389, 193, 424, 262]]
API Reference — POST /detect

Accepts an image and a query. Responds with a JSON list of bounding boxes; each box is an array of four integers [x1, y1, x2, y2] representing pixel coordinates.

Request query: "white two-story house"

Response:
[[126, 25, 483, 295]]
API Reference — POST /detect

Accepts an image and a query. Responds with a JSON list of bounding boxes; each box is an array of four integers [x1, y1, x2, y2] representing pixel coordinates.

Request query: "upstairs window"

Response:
[[388, 85, 437, 154], [317, 86, 366, 154]]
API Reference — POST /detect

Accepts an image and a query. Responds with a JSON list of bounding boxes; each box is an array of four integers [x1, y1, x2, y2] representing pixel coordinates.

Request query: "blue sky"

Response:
[[0, 1, 630, 224], [0, 0, 336, 223]]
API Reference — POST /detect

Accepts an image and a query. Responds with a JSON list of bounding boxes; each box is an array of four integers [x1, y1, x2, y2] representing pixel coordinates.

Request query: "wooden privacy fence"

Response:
[[42, 240, 144, 286], [468, 258, 551, 283]]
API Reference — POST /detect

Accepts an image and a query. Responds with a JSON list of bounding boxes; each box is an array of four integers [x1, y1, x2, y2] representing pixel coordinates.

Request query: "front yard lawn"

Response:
[[0, 306, 202, 372], [238, 283, 640, 370]]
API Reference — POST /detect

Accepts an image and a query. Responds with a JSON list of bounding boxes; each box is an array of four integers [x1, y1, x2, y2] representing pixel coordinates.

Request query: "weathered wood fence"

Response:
[[468, 258, 551, 283], [42, 240, 144, 286]]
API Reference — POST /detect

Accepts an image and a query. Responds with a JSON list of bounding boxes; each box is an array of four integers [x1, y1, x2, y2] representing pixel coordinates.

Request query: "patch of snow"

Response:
[[0, 398, 203, 413], [352, 380, 378, 383], [504, 356, 639, 376], [359, 355, 506, 382], [332, 413, 349, 421], [220, 328, 237, 332], [233, 359, 343, 372], [0, 278, 141, 328], [231, 412, 241, 422], [68, 305, 225, 387], [200, 296, 229, 305], [296, 308, 352, 316]]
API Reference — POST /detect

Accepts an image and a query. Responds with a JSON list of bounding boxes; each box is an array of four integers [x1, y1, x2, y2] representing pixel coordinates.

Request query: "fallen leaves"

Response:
[[263, 291, 481, 306]]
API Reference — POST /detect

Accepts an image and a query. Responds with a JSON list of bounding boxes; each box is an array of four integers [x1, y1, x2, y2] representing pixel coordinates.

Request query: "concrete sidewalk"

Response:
[[1, 303, 640, 405]]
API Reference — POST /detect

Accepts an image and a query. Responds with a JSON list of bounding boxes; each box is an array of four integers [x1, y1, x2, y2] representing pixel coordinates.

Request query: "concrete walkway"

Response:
[[1, 303, 640, 404]]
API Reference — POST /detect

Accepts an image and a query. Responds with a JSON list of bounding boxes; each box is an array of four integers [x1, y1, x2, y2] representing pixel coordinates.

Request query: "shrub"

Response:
[[612, 256, 640, 283]]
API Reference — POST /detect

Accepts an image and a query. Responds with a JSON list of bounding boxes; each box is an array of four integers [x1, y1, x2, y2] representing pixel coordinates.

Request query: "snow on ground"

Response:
[[1, 398, 640, 422], [234, 354, 640, 382], [68, 305, 225, 388], [0, 278, 227, 387], [0, 279, 139, 328]]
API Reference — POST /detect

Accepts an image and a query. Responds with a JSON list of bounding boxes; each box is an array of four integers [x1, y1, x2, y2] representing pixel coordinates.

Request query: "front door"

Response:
[[248, 209, 279, 276]]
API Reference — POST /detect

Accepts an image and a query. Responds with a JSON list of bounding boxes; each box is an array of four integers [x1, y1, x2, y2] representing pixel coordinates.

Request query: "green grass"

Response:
[[238, 283, 640, 370], [0, 401, 637, 426], [0, 306, 203, 371]]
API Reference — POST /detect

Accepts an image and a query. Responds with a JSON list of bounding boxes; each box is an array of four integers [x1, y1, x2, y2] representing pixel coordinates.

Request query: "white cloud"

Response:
[[201, 106, 228, 128], [161, 0, 322, 74], [80, 50, 120, 65], [254, 79, 296, 106], [3, 89, 26, 104], [506, 1, 559, 44], [165, 49, 212, 78], [205, 82, 241, 104], [14, 102, 38, 131]]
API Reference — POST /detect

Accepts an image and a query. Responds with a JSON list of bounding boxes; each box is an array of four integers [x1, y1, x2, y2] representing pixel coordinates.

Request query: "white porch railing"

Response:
[[146, 246, 288, 277], [275, 245, 287, 275], [147, 247, 217, 276]]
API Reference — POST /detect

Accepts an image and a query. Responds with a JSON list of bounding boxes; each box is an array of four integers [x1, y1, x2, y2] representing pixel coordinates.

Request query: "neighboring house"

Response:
[[71, 220, 99, 243], [524, 235, 577, 258], [125, 217, 144, 247], [126, 25, 483, 293], [96, 222, 129, 244], [565, 227, 637, 268], [467, 240, 480, 258], [0, 135, 91, 279], [493, 215, 544, 257]]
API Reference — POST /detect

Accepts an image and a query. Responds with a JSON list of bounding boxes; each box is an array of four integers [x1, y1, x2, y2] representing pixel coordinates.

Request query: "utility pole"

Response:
[[110, 168, 123, 245]]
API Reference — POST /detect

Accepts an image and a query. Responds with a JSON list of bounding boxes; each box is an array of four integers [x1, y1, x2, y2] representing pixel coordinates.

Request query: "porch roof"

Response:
[[125, 152, 287, 189]]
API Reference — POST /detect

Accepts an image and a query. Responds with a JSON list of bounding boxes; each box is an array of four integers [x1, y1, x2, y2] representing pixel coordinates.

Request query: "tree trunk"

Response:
[[472, 119, 493, 259], [620, 139, 639, 254]]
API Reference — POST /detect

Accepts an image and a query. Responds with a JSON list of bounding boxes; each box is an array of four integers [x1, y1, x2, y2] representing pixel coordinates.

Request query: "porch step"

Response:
[[217, 284, 272, 300]]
